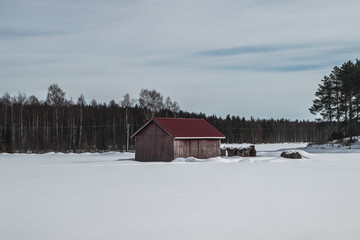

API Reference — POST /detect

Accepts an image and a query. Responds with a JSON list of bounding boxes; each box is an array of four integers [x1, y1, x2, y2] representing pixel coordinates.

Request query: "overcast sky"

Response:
[[1, 0, 360, 120]]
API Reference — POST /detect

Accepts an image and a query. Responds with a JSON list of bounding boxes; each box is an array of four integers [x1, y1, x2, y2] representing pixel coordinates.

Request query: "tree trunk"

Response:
[[349, 95, 353, 141], [79, 106, 83, 148]]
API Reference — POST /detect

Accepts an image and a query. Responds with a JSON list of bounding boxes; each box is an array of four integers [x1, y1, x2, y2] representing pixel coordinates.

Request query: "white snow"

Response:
[[1, 144, 360, 240]]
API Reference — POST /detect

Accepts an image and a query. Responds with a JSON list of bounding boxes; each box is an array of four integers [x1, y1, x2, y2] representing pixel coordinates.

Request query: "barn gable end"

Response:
[[134, 121, 174, 162]]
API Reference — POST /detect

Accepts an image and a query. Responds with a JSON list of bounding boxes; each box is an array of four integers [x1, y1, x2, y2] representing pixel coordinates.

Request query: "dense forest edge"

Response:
[[9, 53, 360, 154], [0, 83, 331, 153]]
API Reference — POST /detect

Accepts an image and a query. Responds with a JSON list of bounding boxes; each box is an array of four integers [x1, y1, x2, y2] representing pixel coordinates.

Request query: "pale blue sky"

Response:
[[1, 0, 360, 120]]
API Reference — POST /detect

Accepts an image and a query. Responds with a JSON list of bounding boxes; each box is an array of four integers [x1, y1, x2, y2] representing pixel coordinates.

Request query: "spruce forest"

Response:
[[1, 83, 330, 153]]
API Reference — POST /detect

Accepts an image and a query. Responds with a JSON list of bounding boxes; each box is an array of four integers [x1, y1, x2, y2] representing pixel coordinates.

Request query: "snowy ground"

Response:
[[1, 144, 360, 240]]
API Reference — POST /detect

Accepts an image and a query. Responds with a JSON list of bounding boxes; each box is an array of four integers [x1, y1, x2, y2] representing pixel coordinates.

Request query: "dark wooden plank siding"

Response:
[[135, 121, 174, 162], [174, 139, 220, 159]]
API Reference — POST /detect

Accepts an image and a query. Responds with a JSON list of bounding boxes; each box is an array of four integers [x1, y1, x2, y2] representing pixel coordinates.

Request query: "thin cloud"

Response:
[[0, 28, 69, 39], [148, 42, 360, 73], [190, 42, 360, 72], [213, 64, 324, 72], [198, 43, 360, 58], [199, 45, 279, 56]]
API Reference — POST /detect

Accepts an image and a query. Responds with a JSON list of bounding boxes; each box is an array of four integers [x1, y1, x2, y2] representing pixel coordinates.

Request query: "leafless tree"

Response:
[[77, 94, 86, 148], [121, 93, 135, 151], [46, 83, 67, 150], [138, 89, 163, 119], [164, 96, 180, 117]]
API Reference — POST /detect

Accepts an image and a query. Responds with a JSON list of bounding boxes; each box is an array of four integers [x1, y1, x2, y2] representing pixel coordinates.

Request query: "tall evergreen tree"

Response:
[[309, 75, 336, 123]]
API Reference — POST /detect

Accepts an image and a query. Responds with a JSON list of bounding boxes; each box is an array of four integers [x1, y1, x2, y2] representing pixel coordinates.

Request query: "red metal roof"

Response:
[[132, 117, 225, 139]]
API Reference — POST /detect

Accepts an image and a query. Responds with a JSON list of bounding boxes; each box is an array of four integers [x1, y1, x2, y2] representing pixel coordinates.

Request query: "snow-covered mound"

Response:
[[222, 143, 308, 151], [172, 156, 240, 163], [306, 136, 360, 151]]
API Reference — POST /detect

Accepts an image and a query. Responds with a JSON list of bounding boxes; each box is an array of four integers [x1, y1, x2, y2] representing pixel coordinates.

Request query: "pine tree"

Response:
[[309, 75, 336, 123]]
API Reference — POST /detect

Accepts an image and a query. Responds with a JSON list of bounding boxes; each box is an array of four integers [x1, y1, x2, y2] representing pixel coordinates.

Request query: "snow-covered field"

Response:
[[1, 143, 360, 240]]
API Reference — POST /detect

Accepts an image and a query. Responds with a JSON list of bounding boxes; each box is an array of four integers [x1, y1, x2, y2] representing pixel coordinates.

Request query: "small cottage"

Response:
[[131, 117, 225, 162]]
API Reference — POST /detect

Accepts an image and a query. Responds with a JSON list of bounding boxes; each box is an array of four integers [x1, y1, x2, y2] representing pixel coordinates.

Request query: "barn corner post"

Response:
[[132, 117, 225, 162]]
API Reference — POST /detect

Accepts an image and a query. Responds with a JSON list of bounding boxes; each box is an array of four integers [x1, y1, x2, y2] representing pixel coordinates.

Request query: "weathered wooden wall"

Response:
[[135, 122, 174, 162], [174, 139, 220, 159]]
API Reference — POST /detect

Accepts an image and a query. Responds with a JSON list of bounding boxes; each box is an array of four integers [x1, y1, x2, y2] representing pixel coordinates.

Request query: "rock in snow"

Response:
[[280, 151, 302, 159]]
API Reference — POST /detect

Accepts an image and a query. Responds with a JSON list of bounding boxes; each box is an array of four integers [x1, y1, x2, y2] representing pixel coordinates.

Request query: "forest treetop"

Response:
[[3, 84, 181, 119], [0, 83, 327, 153]]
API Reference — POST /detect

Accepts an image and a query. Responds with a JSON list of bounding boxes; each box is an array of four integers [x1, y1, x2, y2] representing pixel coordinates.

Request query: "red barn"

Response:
[[131, 117, 225, 162]]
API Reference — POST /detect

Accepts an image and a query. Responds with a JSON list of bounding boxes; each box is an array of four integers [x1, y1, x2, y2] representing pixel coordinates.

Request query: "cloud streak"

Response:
[[150, 42, 360, 73], [198, 43, 360, 59], [0, 28, 69, 39], [199, 45, 280, 56]]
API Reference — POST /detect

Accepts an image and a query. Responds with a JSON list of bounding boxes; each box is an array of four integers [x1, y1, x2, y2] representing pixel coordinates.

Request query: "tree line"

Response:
[[310, 59, 360, 141], [0, 84, 327, 153]]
